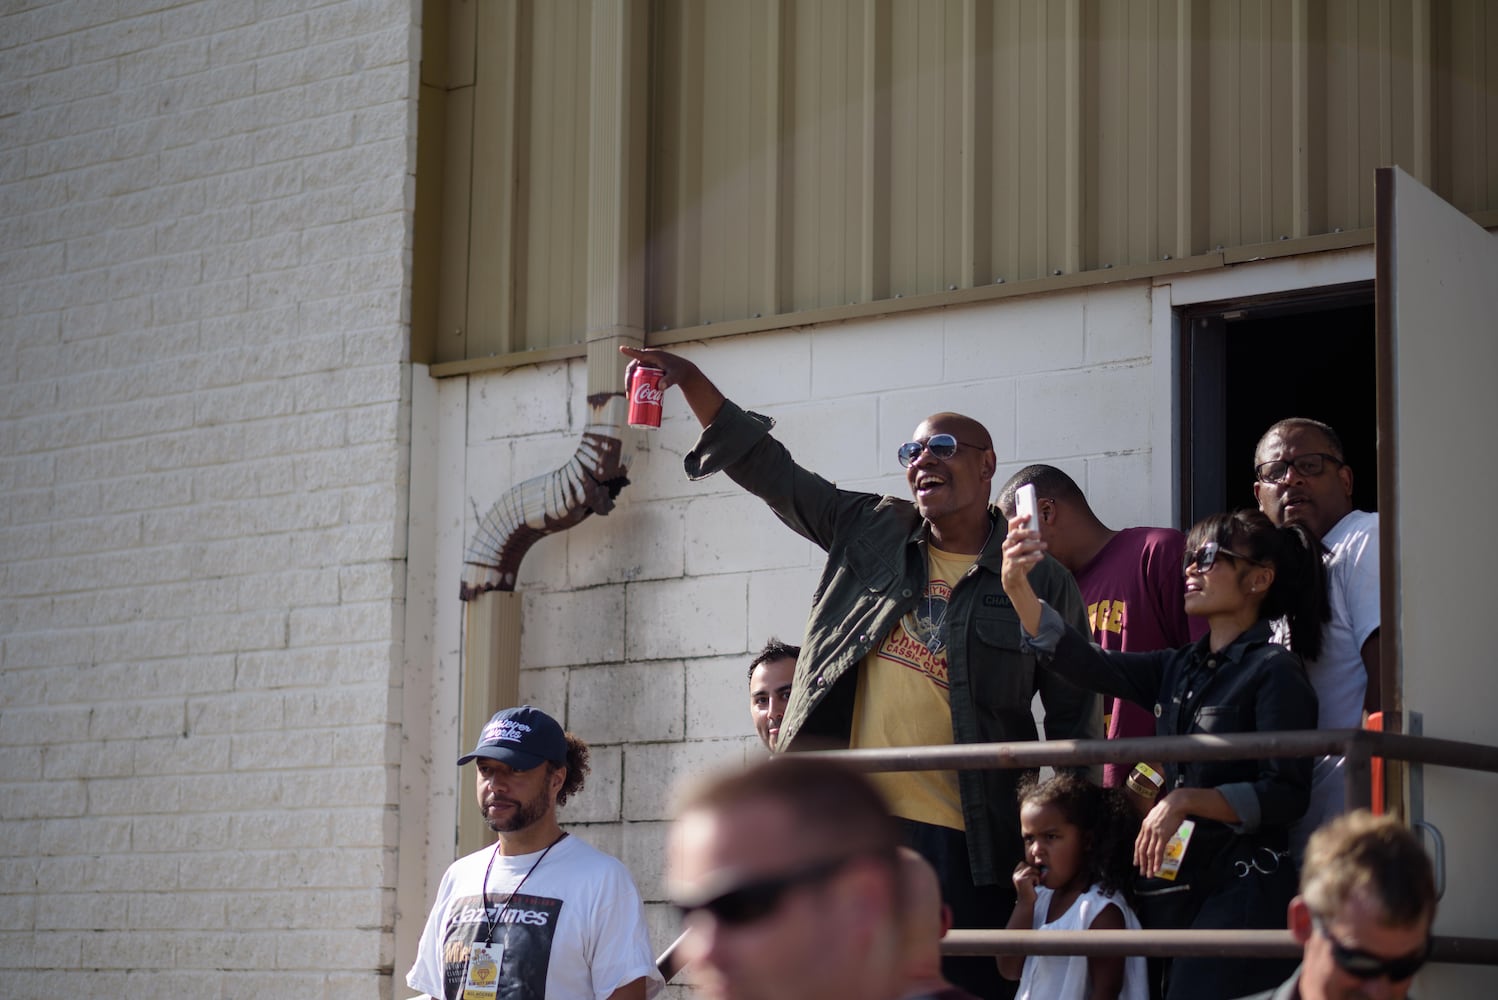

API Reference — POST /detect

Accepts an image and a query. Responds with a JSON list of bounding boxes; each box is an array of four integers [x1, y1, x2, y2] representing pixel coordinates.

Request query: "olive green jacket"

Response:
[[685, 401, 1100, 885]]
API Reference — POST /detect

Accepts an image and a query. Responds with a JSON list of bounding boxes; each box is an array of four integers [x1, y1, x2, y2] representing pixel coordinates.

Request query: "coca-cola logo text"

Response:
[[632, 382, 664, 405]]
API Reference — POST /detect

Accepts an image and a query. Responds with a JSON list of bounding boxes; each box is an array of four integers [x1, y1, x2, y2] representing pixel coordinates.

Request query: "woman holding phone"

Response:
[[1000, 507, 1327, 1000]]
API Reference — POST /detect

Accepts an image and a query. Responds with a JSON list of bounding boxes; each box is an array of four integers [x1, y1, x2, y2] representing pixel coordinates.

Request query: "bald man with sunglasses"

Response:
[[1231, 810, 1436, 1000], [623, 346, 1099, 1000]]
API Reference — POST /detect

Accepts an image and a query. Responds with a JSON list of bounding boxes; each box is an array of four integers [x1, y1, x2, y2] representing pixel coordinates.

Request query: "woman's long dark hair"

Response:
[[1186, 509, 1330, 659]]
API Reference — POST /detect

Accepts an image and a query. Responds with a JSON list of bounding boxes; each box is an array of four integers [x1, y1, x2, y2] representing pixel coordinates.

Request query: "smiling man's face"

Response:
[[904, 415, 995, 530]]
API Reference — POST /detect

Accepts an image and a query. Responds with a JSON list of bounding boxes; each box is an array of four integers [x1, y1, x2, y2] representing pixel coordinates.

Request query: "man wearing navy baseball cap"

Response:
[[408, 706, 663, 1000]]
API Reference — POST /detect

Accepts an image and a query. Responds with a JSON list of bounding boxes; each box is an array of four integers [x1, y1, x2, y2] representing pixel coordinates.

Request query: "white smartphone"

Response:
[[1015, 483, 1040, 535]]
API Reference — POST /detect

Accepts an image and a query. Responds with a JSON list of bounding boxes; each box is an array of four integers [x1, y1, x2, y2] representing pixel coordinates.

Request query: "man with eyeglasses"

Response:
[[667, 756, 908, 1000], [622, 345, 1098, 999], [1231, 809, 1435, 1000], [1253, 418, 1380, 857]]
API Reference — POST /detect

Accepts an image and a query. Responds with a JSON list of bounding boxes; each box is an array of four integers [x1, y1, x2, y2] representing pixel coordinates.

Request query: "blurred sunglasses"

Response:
[[1182, 540, 1265, 575], [1254, 452, 1344, 484], [897, 434, 983, 468], [1312, 914, 1430, 982], [676, 855, 856, 926]]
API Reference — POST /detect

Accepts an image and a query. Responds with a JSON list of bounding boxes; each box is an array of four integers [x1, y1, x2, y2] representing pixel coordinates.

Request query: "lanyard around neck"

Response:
[[479, 831, 567, 944]]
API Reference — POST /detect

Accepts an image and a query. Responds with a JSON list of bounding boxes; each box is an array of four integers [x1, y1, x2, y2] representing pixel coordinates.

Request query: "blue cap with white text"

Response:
[[457, 705, 568, 770]]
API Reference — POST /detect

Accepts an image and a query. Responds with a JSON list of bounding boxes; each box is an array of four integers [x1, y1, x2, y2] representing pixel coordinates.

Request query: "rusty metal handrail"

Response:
[[943, 929, 1498, 964], [801, 728, 1498, 775], [659, 926, 1498, 974], [653, 728, 1498, 977], [947, 929, 1299, 958]]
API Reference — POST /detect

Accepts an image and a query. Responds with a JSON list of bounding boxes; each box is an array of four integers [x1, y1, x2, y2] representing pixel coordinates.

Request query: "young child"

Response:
[[998, 773, 1148, 1000]]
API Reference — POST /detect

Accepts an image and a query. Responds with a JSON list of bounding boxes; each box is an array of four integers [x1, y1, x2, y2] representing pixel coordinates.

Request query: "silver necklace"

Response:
[[918, 597, 950, 655], [917, 519, 995, 655]]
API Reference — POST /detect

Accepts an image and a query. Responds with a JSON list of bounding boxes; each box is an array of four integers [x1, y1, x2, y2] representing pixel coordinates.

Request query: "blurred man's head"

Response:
[[1288, 811, 1436, 1000], [747, 639, 798, 750], [667, 757, 904, 1000], [896, 848, 957, 997]]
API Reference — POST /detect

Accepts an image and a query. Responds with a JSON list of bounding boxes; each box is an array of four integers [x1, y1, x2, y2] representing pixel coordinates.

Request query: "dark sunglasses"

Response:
[[1254, 452, 1344, 484], [1313, 914, 1430, 981], [675, 855, 855, 926], [1182, 540, 1265, 575], [897, 433, 982, 468]]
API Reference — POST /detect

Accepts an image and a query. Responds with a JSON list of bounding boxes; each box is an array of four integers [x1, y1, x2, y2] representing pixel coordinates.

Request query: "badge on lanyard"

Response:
[[462, 942, 503, 1000]]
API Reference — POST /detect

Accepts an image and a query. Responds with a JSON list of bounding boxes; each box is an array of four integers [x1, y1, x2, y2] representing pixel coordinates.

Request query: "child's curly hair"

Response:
[[1017, 771, 1140, 903]]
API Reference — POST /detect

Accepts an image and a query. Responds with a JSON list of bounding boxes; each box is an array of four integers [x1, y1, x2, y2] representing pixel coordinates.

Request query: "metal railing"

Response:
[[654, 727, 1498, 978]]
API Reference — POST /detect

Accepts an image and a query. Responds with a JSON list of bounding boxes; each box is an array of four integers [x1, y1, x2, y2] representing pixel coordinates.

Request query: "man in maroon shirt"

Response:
[[999, 465, 1203, 787]]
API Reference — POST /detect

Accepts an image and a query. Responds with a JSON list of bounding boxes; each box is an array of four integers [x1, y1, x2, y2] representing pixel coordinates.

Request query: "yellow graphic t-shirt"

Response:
[[850, 545, 977, 831]]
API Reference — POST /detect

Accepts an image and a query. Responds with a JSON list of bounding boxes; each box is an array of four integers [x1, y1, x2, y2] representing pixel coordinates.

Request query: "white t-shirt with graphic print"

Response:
[[407, 832, 663, 1000]]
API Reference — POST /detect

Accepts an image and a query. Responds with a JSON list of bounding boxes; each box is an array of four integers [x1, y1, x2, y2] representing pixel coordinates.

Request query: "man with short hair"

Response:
[[1232, 810, 1436, 1000], [1253, 418, 1380, 855], [407, 706, 662, 1000], [898, 848, 982, 1000], [748, 638, 798, 750], [623, 345, 1099, 999], [998, 464, 1203, 788], [667, 756, 907, 1000]]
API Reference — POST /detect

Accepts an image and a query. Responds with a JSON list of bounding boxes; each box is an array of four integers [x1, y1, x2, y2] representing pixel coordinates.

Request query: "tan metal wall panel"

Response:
[[1434, 0, 1497, 212], [521, 0, 591, 350], [637, 0, 1494, 337], [1322, 0, 1406, 231], [1324, 0, 1362, 227], [466, 1, 521, 360], [649, 0, 787, 330], [1092, 0, 1180, 269], [434, 83, 473, 364], [647, 0, 693, 331], [701, 1, 759, 323], [784, 0, 866, 313], [426, 0, 1498, 359], [886, 0, 969, 298]]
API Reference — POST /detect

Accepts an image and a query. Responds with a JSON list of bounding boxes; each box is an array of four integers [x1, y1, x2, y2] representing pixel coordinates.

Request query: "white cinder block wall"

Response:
[[1, 2, 419, 996], [435, 281, 1173, 994]]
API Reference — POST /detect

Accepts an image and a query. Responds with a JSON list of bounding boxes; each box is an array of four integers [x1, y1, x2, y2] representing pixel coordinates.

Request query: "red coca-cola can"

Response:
[[627, 364, 666, 428]]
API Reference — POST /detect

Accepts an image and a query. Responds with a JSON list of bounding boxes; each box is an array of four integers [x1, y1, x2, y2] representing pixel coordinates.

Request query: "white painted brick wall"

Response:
[[0, 1, 417, 996]]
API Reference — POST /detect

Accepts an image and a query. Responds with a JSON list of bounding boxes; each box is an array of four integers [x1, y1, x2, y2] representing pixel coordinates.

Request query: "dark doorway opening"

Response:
[[1181, 283, 1377, 527]]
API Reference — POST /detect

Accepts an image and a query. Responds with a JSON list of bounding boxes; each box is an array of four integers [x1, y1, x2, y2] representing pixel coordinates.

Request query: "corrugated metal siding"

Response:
[[647, 0, 786, 327], [463, 0, 595, 359], [1434, 0, 1497, 210], [430, 0, 1497, 361]]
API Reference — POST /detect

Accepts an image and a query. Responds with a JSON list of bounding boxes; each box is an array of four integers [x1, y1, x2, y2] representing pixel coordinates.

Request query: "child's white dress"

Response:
[[1017, 883, 1149, 1000]]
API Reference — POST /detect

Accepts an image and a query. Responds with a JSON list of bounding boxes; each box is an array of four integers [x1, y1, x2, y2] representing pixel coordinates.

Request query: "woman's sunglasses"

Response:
[[1312, 914, 1431, 981], [1182, 540, 1265, 575]]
